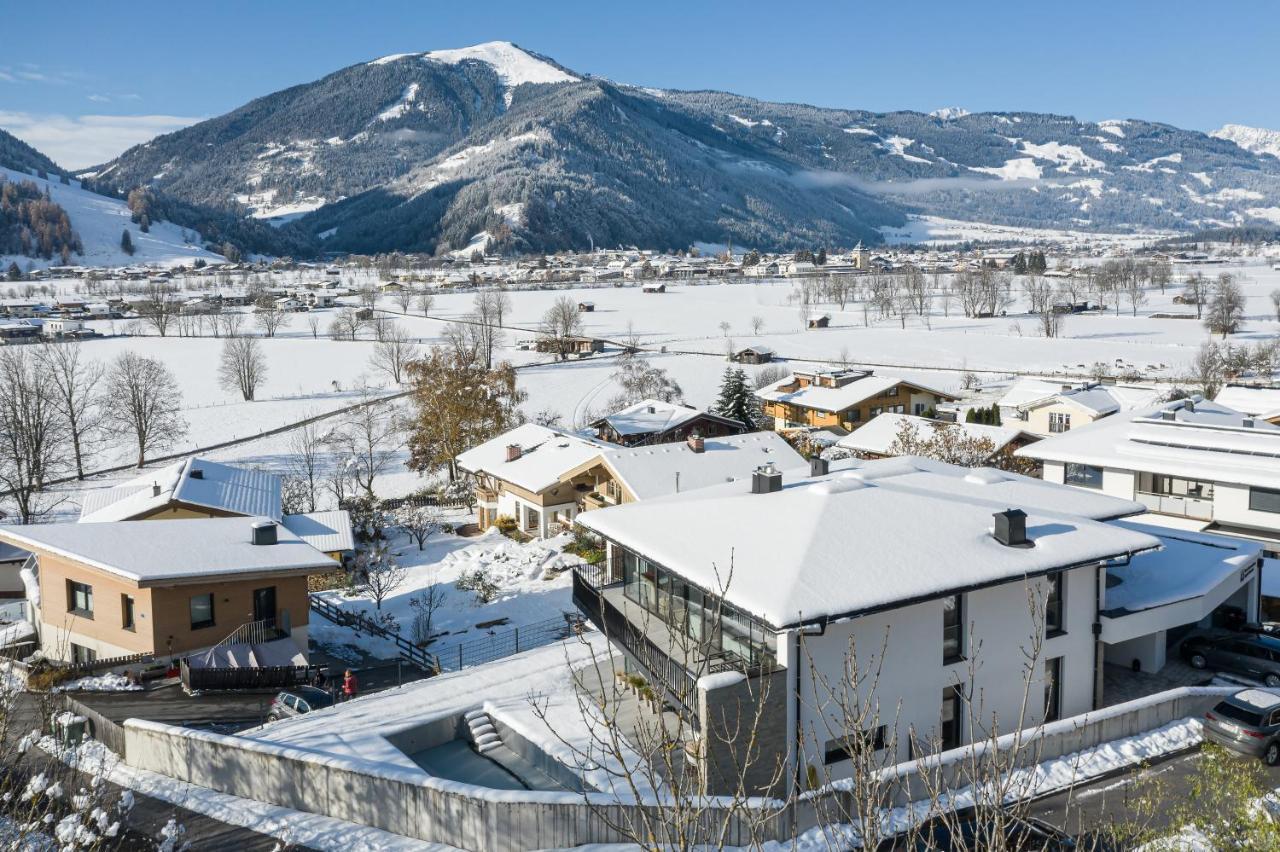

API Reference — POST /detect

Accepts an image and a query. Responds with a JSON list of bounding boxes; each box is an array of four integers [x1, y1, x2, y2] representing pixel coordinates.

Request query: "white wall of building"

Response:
[[787, 567, 1096, 777]]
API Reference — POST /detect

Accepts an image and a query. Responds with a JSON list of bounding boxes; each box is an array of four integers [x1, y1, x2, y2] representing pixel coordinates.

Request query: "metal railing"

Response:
[[309, 595, 440, 673], [430, 613, 586, 673], [571, 568, 700, 722], [204, 617, 285, 663]]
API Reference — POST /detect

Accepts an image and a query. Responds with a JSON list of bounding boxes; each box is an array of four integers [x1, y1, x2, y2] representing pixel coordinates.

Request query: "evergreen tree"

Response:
[[712, 367, 758, 429], [815, 247, 827, 266], [6, 261, 21, 281], [965, 408, 978, 424], [1012, 252, 1028, 274], [120, 229, 135, 256]]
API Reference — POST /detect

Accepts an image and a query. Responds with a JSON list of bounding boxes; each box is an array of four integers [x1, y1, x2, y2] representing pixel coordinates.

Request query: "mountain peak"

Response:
[[369, 41, 578, 88], [929, 106, 969, 121], [1212, 123, 1280, 160]]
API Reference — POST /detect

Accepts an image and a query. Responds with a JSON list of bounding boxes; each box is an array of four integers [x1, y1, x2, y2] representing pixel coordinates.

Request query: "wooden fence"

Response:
[[180, 658, 318, 691], [62, 694, 128, 758]]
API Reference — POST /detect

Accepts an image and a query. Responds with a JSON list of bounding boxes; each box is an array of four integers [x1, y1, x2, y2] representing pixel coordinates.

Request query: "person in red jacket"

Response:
[[342, 669, 358, 701]]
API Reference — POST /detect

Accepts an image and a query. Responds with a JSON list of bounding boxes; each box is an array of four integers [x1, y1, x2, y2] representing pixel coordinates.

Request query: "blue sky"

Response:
[[3, 0, 1277, 168]]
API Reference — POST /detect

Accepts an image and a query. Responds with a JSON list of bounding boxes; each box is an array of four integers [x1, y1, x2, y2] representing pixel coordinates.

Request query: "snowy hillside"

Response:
[[0, 166, 220, 269], [1213, 124, 1280, 160]]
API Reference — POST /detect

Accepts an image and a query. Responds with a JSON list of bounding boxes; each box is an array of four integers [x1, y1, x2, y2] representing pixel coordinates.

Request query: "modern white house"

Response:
[[1017, 396, 1280, 614], [572, 455, 1258, 794], [1214, 385, 1280, 422]]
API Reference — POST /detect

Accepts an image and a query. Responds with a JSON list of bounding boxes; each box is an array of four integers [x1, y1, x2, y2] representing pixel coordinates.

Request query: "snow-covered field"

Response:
[[25, 258, 1280, 520]]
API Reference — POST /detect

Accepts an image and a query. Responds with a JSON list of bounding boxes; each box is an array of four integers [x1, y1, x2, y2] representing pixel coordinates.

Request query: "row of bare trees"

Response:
[[0, 343, 186, 522]]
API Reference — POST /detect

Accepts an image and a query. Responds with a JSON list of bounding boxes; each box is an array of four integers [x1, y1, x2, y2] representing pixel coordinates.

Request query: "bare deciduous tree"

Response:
[[328, 306, 365, 341], [326, 388, 404, 497], [36, 340, 104, 480], [254, 298, 289, 337], [102, 351, 188, 467], [0, 347, 66, 522], [287, 419, 325, 513], [539, 295, 585, 360], [369, 322, 420, 384], [136, 280, 179, 337], [217, 335, 269, 401], [417, 291, 435, 317]]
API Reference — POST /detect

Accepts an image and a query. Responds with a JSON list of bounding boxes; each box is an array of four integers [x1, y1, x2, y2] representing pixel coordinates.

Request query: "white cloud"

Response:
[[0, 111, 202, 170]]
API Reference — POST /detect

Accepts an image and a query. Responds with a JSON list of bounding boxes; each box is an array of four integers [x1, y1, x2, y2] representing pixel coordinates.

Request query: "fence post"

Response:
[[459, 645, 464, 671], [514, 627, 519, 653]]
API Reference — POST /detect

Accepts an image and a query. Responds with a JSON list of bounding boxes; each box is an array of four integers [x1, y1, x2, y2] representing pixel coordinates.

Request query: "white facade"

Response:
[[781, 566, 1096, 771]]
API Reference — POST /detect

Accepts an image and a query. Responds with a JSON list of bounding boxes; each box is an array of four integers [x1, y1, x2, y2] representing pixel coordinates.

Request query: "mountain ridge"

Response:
[[67, 42, 1280, 253]]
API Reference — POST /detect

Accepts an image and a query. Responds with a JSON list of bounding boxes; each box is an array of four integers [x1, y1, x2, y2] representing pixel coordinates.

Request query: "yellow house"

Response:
[[0, 517, 332, 665], [755, 367, 957, 434], [78, 457, 352, 562]]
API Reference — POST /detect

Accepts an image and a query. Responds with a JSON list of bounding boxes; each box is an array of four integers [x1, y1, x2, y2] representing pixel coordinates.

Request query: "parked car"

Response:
[[1181, 633, 1280, 687], [884, 810, 1082, 851], [1202, 688, 1280, 765], [267, 686, 334, 721]]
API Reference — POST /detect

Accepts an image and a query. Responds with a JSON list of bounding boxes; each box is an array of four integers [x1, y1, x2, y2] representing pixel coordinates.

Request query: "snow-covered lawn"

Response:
[[310, 526, 582, 663]]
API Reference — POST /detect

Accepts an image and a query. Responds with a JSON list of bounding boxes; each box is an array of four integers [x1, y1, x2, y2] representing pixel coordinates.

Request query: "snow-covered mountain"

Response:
[[1212, 124, 1280, 160], [77, 42, 1280, 254], [0, 165, 219, 269]]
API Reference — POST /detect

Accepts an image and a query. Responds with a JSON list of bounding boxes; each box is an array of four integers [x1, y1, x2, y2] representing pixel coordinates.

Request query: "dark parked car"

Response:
[[1181, 633, 1280, 687], [1202, 688, 1280, 765], [267, 686, 334, 721], [885, 811, 1081, 851]]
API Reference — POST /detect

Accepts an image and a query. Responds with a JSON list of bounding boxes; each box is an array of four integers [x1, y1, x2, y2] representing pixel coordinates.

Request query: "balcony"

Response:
[[571, 564, 778, 725], [1136, 490, 1213, 521]]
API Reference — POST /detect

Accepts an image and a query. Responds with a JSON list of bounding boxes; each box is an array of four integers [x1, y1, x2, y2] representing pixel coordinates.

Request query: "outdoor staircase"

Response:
[[465, 708, 502, 755]]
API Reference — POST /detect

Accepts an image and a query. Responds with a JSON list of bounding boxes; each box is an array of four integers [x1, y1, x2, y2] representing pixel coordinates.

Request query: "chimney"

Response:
[[151, 483, 161, 497], [506, 444, 522, 462], [251, 520, 278, 546], [1161, 409, 1176, 421], [992, 509, 1029, 547], [1245, 417, 1256, 429], [647, 405, 656, 414], [189, 468, 203, 480], [1185, 399, 1195, 413], [687, 434, 705, 453], [751, 463, 783, 495], [810, 455, 830, 477], [1061, 384, 1074, 392]]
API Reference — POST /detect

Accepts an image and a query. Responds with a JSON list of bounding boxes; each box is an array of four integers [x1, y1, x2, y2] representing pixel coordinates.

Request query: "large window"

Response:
[[121, 595, 135, 631], [943, 595, 964, 663], [1044, 657, 1063, 722], [941, 686, 964, 751], [824, 726, 887, 764], [619, 548, 776, 669], [189, 593, 215, 630], [1045, 573, 1064, 636], [67, 580, 93, 617], [1064, 463, 1103, 489], [1250, 487, 1280, 514], [1049, 412, 1072, 433], [1140, 473, 1214, 500], [70, 643, 97, 665]]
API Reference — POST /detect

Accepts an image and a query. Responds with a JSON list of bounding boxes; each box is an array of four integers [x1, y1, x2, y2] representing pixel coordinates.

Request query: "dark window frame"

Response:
[[67, 580, 94, 618], [1064, 462, 1103, 490], [1044, 657, 1063, 723], [1249, 487, 1280, 514], [121, 594, 135, 632], [941, 685, 964, 751], [943, 594, 965, 664], [1045, 573, 1065, 637], [823, 726, 887, 764], [189, 593, 216, 631]]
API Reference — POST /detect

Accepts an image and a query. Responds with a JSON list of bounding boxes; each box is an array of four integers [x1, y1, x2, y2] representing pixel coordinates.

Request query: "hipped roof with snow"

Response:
[[0, 517, 333, 586], [78, 457, 282, 523], [455, 423, 612, 493], [755, 371, 955, 414], [592, 398, 741, 438], [578, 456, 1157, 629], [583, 432, 804, 500], [1017, 398, 1280, 489]]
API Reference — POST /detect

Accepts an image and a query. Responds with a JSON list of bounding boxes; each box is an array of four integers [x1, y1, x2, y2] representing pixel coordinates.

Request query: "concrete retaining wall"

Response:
[[121, 685, 1234, 849]]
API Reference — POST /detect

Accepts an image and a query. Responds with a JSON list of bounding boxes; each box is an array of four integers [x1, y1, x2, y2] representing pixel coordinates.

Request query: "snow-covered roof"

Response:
[[597, 432, 804, 501], [755, 372, 953, 414], [456, 423, 612, 493], [0, 517, 334, 586], [78, 458, 282, 523], [1018, 398, 1280, 490], [578, 456, 1156, 628], [1103, 522, 1260, 615], [282, 511, 355, 554], [596, 399, 705, 437], [0, 541, 28, 564], [836, 413, 1033, 456], [999, 379, 1159, 414], [1215, 386, 1280, 417]]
